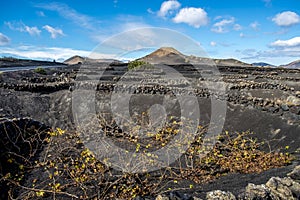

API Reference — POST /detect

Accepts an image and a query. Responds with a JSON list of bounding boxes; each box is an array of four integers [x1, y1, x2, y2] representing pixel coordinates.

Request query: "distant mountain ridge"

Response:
[[213, 58, 252, 67], [63, 55, 120, 65], [280, 60, 300, 69], [252, 62, 275, 67], [37, 47, 300, 69]]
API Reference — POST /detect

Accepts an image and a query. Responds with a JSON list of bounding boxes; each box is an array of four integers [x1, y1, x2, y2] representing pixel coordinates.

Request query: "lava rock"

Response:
[[266, 177, 300, 200], [242, 183, 272, 199], [281, 104, 289, 111], [206, 190, 236, 200], [287, 96, 300, 105]]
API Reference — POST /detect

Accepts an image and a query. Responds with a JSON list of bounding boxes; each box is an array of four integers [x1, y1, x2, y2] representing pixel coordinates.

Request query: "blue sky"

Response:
[[0, 0, 300, 65]]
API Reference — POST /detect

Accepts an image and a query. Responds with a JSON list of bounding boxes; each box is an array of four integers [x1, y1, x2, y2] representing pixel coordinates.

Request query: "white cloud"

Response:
[[271, 37, 300, 47], [173, 7, 208, 28], [233, 24, 242, 31], [250, 21, 260, 30], [211, 17, 240, 33], [0, 46, 90, 61], [43, 25, 65, 39], [0, 33, 10, 46], [36, 2, 99, 30], [158, 0, 181, 18], [5, 22, 41, 36], [214, 17, 234, 26], [210, 41, 217, 47], [272, 11, 300, 27], [25, 26, 41, 36]]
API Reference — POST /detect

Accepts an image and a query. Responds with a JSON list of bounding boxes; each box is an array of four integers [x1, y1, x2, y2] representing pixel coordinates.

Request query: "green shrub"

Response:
[[34, 67, 47, 75], [128, 60, 148, 70]]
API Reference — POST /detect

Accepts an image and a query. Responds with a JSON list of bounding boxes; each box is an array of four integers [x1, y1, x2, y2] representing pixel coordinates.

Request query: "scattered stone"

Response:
[[206, 190, 236, 200], [271, 128, 281, 135], [287, 96, 300, 106], [266, 177, 300, 200], [242, 183, 272, 199], [281, 104, 289, 111]]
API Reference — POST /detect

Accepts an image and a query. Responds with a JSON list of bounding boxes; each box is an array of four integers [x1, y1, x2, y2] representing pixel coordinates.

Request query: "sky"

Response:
[[0, 0, 300, 65]]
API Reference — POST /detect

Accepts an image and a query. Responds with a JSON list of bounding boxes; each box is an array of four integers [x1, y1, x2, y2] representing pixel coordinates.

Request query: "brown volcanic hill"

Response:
[[280, 59, 300, 69], [63, 55, 85, 65], [139, 47, 187, 64], [146, 47, 183, 57], [139, 47, 252, 66]]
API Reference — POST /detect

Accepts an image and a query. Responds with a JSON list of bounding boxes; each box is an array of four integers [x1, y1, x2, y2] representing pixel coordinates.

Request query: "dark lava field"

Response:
[[0, 62, 299, 199]]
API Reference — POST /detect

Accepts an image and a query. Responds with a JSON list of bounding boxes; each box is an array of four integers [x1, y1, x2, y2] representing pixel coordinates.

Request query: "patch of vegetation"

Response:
[[0, 115, 294, 199], [128, 60, 149, 70], [183, 131, 293, 183], [34, 67, 47, 75]]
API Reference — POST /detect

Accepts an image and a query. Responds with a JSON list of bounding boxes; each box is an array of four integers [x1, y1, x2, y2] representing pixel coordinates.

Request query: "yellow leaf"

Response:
[[36, 191, 45, 197]]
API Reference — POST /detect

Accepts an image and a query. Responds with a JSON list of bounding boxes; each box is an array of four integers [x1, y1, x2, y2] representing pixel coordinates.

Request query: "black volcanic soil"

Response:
[[0, 62, 299, 199]]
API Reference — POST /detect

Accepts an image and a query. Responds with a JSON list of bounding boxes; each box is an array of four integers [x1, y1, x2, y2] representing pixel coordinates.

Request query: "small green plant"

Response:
[[128, 60, 148, 70], [34, 67, 47, 75]]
